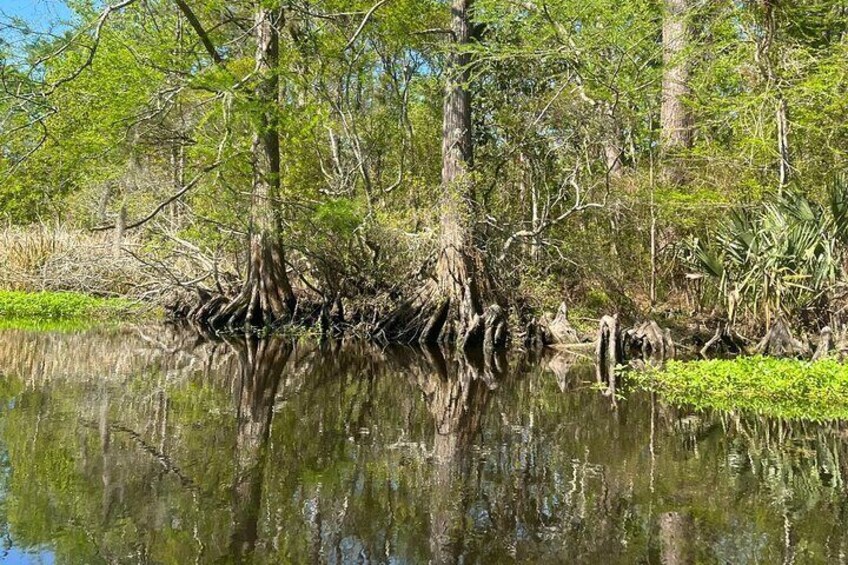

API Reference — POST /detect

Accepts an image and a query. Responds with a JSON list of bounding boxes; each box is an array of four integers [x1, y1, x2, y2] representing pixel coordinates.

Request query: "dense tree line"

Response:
[[2, 0, 848, 340]]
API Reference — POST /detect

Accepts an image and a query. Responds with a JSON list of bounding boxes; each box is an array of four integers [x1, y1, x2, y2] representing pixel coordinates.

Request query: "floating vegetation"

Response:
[[0, 291, 139, 322], [633, 356, 848, 421]]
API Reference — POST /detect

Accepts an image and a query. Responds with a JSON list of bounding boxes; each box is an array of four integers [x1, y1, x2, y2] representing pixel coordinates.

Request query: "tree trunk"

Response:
[[434, 0, 483, 346], [661, 0, 692, 183], [371, 0, 509, 348], [777, 96, 790, 189], [169, 143, 185, 223], [604, 139, 623, 178], [603, 103, 624, 179], [374, 0, 507, 349], [206, 5, 296, 330]]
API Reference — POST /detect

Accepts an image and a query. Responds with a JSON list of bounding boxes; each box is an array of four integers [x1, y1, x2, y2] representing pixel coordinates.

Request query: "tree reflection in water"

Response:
[[411, 346, 502, 564], [0, 327, 847, 563], [226, 336, 291, 560]]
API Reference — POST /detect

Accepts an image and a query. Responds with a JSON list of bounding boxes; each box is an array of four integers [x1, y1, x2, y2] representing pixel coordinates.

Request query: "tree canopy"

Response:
[[2, 0, 848, 334]]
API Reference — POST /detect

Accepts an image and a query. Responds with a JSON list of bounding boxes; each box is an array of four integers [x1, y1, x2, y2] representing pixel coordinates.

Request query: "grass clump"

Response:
[[0, 291, 136, 321], [633, 356, 848, 421]]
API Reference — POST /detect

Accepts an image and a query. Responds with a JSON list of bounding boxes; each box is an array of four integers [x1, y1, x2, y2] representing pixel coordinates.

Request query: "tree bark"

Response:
[[661, 0, 693, 183], [207, 4, 296, 330], [434, 0, 484, 346]]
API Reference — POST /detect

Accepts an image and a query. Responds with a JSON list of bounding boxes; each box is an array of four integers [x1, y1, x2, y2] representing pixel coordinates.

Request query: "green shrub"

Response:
[[688, 176, 848, 326]]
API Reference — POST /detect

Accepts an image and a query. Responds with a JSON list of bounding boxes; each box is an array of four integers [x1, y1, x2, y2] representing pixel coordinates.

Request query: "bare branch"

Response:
[[92, 160, 223, 232], [344, 0, 391, 51]]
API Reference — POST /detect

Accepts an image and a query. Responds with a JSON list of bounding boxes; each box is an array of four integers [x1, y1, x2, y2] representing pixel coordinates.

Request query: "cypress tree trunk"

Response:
[[373, 0, 507, 348], [434, 0, 483, 345], [208, 5, 296, 330], [660, 0, 693, 183]]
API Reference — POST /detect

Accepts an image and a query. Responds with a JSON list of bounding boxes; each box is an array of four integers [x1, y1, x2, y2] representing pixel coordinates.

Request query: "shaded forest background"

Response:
[[2, 0, 848, 338]]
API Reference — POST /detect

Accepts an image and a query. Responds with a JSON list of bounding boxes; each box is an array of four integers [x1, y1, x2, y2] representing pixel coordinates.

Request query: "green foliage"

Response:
[[0, 291, 135, 320], [635, 356, 848, 421], [689, 178, 848, 325], [311, 198, 362, 237], [2, 0, 848, 324]]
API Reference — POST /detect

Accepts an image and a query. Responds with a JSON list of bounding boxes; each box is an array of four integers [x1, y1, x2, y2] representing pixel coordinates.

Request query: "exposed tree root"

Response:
[[320, 293, 346, 336], [699, 321, 746, 359], [170, 232, 302, 333], [623, 320, 676, 365], [525, 302, 580, 349], [372, 281, 507, 350], [755, 318, 809, 358], [595, 316, 679, 396], [208, 232, 296, 330]]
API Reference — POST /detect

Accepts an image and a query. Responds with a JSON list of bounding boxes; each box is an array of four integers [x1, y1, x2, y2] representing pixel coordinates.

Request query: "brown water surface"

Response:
[[0, 326, 844, 563]]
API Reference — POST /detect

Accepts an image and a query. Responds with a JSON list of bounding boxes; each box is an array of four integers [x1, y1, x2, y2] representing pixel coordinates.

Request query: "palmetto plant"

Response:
[[689, 175, 848, 327]]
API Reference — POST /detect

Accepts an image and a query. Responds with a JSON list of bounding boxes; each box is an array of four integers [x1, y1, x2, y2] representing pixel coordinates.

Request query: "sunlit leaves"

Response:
[[638, 356, 848, 421], [690, 180, 848, 324]]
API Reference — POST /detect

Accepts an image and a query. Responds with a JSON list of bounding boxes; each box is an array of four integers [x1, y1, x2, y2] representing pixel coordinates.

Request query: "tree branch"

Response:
[[344, 0, 391, 51], [92, 160, 222, 232], [173, 0, 224, 65]]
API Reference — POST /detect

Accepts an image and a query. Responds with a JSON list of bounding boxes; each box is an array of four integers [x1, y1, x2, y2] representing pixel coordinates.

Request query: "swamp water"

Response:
[[0, 327, 846, 564]]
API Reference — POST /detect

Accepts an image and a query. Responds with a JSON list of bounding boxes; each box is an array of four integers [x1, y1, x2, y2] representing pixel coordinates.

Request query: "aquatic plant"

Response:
[[0, 291, 136, 321], [634, 356, 848, 421]]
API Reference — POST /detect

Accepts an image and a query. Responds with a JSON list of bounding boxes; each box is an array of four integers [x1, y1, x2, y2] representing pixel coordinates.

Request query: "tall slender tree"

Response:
[[433, 0, 484, 344], [660, 0, 693, 182], [210, 3, 297, 329], [377, 0, 506, 348]]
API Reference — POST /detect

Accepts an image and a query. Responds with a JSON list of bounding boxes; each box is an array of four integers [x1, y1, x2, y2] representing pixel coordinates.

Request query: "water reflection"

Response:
[[0, 327, 847, 563], [411, 346, 499, 564], [227, 337, 290, 561]]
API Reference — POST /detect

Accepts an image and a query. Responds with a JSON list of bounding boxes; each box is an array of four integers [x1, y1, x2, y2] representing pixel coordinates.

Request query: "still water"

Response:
[[0, 326, 846, 564]]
